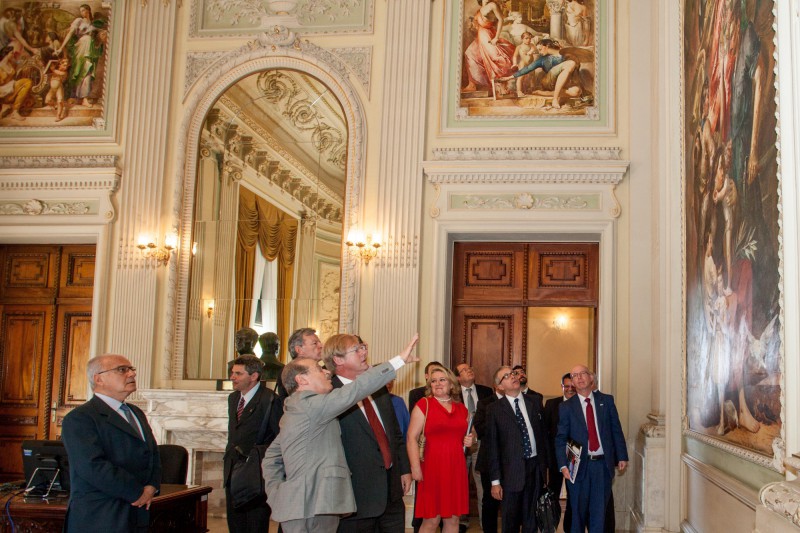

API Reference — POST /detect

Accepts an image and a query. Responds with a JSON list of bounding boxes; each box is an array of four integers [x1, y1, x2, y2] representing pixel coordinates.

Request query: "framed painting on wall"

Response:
[[440, 0, 615, 135], [0, 0, 122, 142], [682, 0, 783, 470]]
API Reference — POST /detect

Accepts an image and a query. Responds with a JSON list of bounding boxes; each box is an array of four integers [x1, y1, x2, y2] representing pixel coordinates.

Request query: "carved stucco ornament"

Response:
[[760, 480, 800, 528], [0, 199, 92, 216]]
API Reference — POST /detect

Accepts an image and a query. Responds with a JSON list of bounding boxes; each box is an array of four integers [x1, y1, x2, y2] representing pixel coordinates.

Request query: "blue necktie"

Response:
[[514, 398, 533, 458], [120, 403, 143, 440]]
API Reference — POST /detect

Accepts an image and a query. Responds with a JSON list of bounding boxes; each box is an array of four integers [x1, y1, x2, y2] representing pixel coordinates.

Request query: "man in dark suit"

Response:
[[474, 382, 503, 533], [326, 334, 411, 532], [486, 366, 550, 533], [408, 360, 444, 412], [543, 372, 576, 532], [62, 354, 161, 533], [224, 355, 282, 533], [555, 365, 628, 533], [456, 362, 493, 529]]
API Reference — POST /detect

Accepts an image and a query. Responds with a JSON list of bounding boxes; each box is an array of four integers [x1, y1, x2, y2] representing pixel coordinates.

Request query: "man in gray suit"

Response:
[[262, 334, 419, 533]]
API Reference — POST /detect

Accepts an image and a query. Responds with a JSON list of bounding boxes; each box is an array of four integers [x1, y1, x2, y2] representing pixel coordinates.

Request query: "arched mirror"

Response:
[[183, 69, 347, 380]]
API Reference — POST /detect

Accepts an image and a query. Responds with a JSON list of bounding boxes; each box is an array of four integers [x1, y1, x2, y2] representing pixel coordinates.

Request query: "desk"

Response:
[[0, 483, 212, 532]]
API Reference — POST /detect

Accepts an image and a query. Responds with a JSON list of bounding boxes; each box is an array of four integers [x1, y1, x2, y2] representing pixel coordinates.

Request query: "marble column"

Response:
[[546, 0, 566, 39]]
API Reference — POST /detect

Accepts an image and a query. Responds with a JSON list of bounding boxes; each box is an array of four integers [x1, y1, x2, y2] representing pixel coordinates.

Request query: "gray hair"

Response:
[[287, 328, 316, 359], [86, 354, 120, 390], [281, 359, 312, 395]]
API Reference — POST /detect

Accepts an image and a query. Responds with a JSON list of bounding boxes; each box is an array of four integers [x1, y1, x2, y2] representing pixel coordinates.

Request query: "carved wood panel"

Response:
[[451, 306, 525, 388], [0, 245, 59, 301], [0, 244, 95, 481], [528, 243, 598, 304], [453, 242, 526, 304]]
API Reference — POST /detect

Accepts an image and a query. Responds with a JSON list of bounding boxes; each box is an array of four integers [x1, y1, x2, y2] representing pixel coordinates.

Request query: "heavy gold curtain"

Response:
[[235, 187, 298, 350]]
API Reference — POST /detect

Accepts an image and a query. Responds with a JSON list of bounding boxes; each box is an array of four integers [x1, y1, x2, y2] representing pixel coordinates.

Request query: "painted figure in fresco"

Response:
[[45, 57, 70, 122], [564, 0, 590, 46], [511, 31, 536, 97], [56, 4, 104, 107], [0, 8, 35, 55], [499, 38, 583, 109], [0, 43, 32, 121], [500, 11, 543, 46], [462, 0, 516, 92]]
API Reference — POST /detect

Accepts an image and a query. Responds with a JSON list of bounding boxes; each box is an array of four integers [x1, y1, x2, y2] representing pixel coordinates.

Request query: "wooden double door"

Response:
[[451, 242, 599, 388], [0, 245, 95, 482]]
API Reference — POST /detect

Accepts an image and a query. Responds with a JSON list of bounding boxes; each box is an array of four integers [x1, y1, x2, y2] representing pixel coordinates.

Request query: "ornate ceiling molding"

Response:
[[331, 46, 372, 95]]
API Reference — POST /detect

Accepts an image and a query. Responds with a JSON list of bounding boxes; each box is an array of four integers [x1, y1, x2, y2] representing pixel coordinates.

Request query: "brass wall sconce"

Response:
[[345, 230, 382, 265], [137, 233, 178, 266], [553, 314, 569, 331], [207, 300, 215, 318]]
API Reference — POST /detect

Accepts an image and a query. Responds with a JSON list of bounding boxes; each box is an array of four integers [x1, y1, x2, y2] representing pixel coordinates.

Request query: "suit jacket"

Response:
[[473, 393, 499, 474], [524, 388, 545, 410], [486, 394, 550, 493], [224, 382, 282, 487], [543, 396, 565, 474], [554, 391, 628, 482], [62, 396, 161, 532], [332, 376, 410, 519], [262, 362, 398, 522], [463, 383, 493, 407], [408, 385, 426, 413]]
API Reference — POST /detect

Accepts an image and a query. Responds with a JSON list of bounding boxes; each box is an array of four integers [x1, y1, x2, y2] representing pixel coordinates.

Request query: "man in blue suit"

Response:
[[555, 365, 627, 533], [62, 354, 161, 533]]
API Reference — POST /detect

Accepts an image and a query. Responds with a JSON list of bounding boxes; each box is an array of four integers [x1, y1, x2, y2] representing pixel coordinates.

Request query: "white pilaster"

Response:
[[107, 1, 179, 391], [371, 0, 432, 392]]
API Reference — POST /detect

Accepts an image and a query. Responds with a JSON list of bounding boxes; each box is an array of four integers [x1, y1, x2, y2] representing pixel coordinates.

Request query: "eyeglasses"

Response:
[[570, 371, 590, 379], [345, 344, 367, 354], [97, 365, 136, 375], [457, 367, 473, 375], [499, 370, 520, 382]]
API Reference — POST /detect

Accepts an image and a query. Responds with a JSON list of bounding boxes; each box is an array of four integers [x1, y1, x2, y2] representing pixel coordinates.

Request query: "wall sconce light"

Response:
[[207, 300, 215, 318], [345, 229, 382, 265], [553, 315, 569, 331], [137, 233, 178, 266]]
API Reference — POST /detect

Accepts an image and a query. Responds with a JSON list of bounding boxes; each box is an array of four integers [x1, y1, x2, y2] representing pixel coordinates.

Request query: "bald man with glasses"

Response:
[[62, 354, 161, 533]]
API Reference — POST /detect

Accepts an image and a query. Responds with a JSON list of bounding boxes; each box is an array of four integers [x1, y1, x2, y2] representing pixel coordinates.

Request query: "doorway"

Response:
[[450, 241, 598, 397], [0, 244, 95, 481]]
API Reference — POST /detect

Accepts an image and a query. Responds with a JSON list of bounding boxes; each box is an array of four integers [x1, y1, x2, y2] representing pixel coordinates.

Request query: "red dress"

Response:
[[414, 398, 469, 518]]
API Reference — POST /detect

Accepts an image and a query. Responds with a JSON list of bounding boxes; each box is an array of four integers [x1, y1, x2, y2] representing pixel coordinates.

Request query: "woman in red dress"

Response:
[[407, 367, 475, 532]]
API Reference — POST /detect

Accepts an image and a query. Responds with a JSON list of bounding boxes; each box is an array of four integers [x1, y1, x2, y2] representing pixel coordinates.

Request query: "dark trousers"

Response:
[[225, 487, 271, 533], [566, 459, 611, 533], [500, 457, 541, 533], [338, 497, 405, 533], [480, 472, 501, 533]]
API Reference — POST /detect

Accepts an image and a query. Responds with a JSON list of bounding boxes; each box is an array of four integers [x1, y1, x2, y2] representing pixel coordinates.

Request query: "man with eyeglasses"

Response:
[[485, 366, 550, 533], [325, 335, 411, 532], [543, 372, 577, 532], [62, 355, 161, 532], [262, 334, 419, 533], [555, 365, 628, 533], [473, 378, 505, 533]]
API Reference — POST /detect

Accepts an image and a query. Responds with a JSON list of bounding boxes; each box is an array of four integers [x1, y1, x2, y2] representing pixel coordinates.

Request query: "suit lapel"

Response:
[[333, 375, 377, 442], [90, 396, 145, 442]]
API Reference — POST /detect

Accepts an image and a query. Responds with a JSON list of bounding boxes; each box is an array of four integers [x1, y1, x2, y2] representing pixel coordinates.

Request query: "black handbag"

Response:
[[535, 487, 561, 533], [228, 394, 275, 509]]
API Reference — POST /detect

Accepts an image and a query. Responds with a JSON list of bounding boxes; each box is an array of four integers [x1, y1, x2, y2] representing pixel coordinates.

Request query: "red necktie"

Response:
[[237, 396, 245, 421], [362, 397, 392, 469], [585, 397, 600, 452]]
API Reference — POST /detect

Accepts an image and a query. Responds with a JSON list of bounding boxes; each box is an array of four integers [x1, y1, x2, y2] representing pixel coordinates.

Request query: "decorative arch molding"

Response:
[[168, 28, 365, 379]]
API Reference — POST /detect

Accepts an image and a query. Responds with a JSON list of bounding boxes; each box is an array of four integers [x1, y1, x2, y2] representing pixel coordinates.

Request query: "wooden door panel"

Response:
[[528, 243, 598, 304], [50, 305, 92, 437], [0, 246, 59, 301], [451, 306, 525, 388], [58, 246, 96, 299], [453, 243, 526, 304], [0, 435, 34, 482]]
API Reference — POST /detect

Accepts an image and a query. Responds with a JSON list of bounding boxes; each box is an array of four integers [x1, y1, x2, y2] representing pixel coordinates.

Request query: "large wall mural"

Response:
[[0, 0, 117, 136], [683, 0, 782, 465], [442, 0, 614, 133]]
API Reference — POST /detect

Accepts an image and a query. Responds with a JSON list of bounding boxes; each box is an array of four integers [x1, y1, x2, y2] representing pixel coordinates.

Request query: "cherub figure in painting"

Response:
[[511, 31, 536, 97], [44, 57, 70, 122]]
